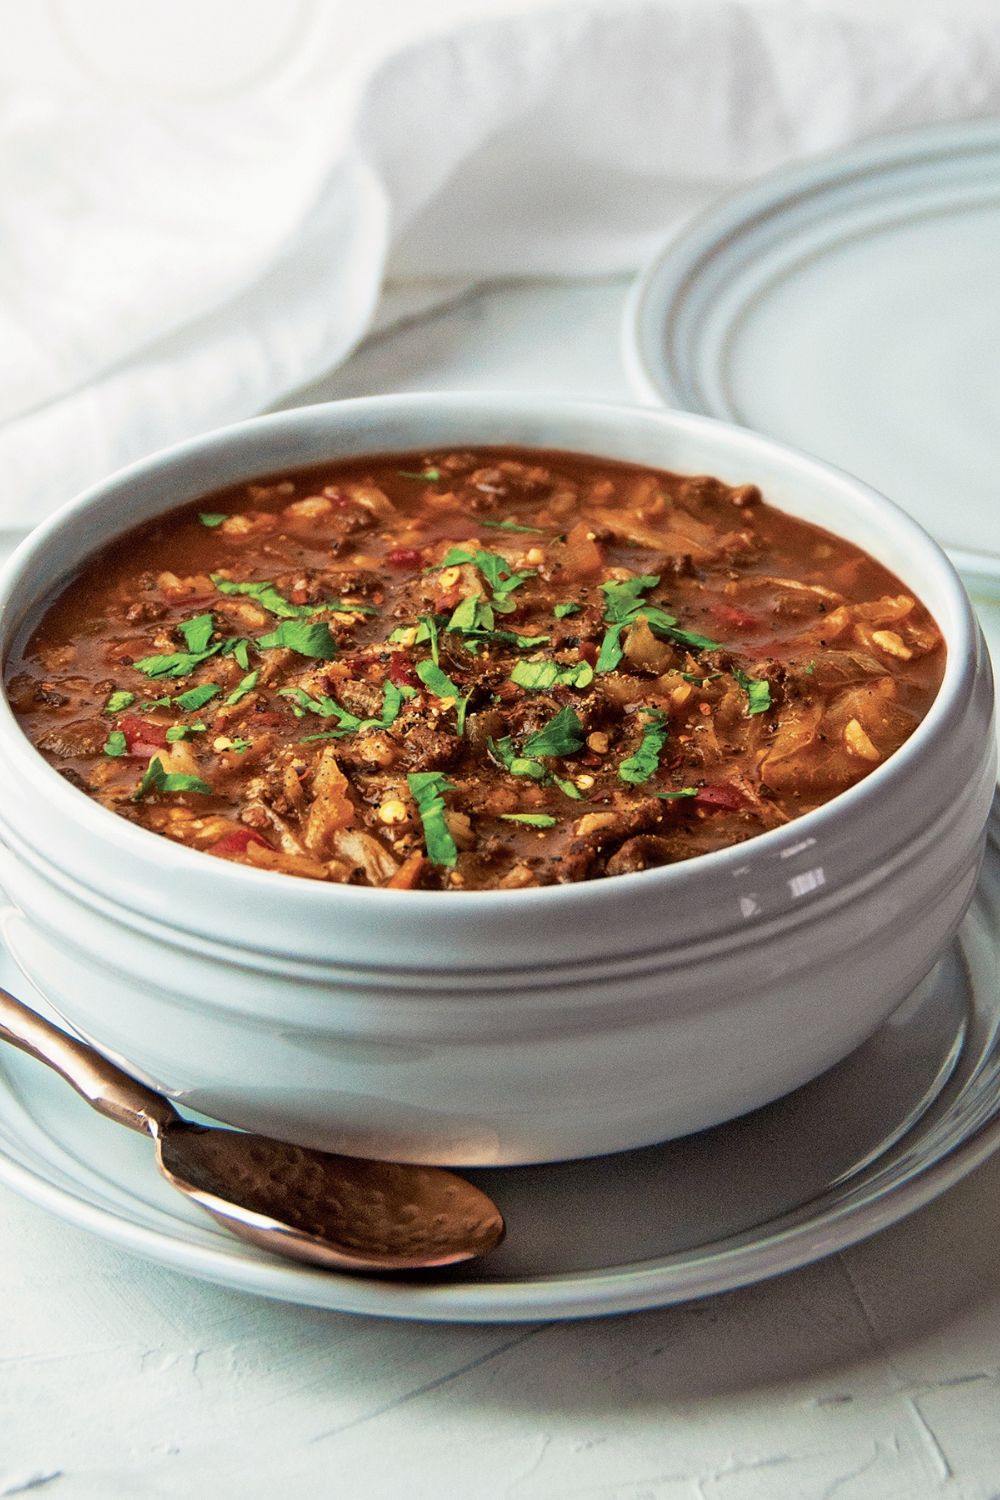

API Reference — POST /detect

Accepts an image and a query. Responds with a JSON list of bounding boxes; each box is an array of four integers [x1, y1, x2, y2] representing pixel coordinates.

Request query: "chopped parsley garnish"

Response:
[[103, 730, 127, 757], [447, 594, 494, 635], [199, 512, 227, 527], [165, 722, 206, 741], [552, 775, 583, 801], [398, 468, 441, 482], [212, 574, 376, 620], [103, 690, 135, 714], [419, 613, 440, 665], [257, 621, 339, 659], [618, 709, 669, 785], [133, 757, 212, 801], [212, 575, 312, 620], [500, 813, 557, 827], [407, 771, 458, 866], [553, 602, 581, 618], [480, 519, 546, 534], [510, 659, 594, 692], [220, 737, 252, 753], [656, 787, 698, 800], [522, 705, 585, 759], [463, 626, 551, 650], [173, 683, 220, 712], [416, 658, 461, 703], [133, 642, 225, 680], [487, 736, 547, 782], [595, 575, 721, 672], [437, 548, 535, 613], [287, 682, 405, 739], [178, 614, 215, 654], [222, 638, 252, 670], [224, 670, 259, 706], [732, 668, 772, 716]]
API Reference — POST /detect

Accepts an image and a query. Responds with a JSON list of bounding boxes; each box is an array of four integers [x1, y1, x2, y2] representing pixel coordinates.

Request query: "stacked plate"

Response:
[[624, 120, 1000, 592]]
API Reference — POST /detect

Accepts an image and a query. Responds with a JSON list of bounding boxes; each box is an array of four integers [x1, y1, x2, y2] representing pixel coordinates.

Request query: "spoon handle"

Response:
[[0, 985, 180, 1137]]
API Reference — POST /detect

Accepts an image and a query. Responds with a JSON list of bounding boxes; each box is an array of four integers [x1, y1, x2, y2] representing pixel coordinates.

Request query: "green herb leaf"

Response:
[[287, 681, 405, 738], [602, 575, 661, 622], [221, 736, 252, 753], [656, 787, 699, 800], [510, 659, 594, 692], [224, 670, 259, 706], [664, 624, 723, 651], [447, 594, 493, 634], [165, 722, 206, 742], [388, 620, 433, 647], [488, 736, 548, 782], [553, 602, 581, 618], [133, 643, 225, 680], [499, 812, 557, 827], [178, 614, 215, 654], [173, 683, 220, 712], [407, 771, 458, 867], [415, 658, 461, 702], [732, 668, 772, 716], [552, 775, 583, 800], [103, 690, 135, 714], [437, 549, 535, 611], [419, 613, 440, 666], [199, 512, 227, 527], [398, 468, 441, 481], [480, 519, 546, 534], [103, 730, 127, 757], [455, 688, 474, 737], [522, 706, 585, 759], [595, 622, 626, 674], [618, 709, 669, 785], [211, 574, 313, 620], [257, 621, 339, 659], [133, 757, 212, 801], [461, 626, 550, 649]]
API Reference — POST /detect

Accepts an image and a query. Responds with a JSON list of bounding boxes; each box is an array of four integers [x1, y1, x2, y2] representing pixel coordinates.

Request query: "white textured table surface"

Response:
[[6, 279, 1000, 1500]]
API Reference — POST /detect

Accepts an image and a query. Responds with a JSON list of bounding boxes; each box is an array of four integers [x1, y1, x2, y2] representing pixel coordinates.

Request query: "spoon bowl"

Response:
[[0, 985, 505, 1273]]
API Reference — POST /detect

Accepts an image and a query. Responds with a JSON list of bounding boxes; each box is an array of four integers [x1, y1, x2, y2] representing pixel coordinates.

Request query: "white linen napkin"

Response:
[[3, 0, 1000, 528]]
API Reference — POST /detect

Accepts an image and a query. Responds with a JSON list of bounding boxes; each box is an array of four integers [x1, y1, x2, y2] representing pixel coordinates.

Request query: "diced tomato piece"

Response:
[[210, 829, 271, 856], [385, 547, 423, 569], [119, 714, 169, 756], [696, 783, 747, 810], [710, 603, 760, 631], [387, 653, 417, 688]]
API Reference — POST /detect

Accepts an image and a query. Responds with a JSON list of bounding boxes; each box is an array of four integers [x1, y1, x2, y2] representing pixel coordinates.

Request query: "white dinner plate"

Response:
[[624, 121, 1000, 583], [1, 801, 1000, 1324]]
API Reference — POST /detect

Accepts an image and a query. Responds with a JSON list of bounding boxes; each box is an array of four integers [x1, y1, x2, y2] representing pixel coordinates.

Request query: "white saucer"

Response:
[[624, 121, 1000, 578], [2, 806, 1000, 1323]]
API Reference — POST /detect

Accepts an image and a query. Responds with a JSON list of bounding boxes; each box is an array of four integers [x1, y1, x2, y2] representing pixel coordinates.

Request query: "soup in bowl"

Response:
[[0, 396, 992, 1163]]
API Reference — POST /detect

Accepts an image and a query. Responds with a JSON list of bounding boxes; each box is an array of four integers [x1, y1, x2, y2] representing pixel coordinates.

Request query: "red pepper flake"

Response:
[[119, 714, 169, 756], [696, 783, 747, 810], [710, 603, 760, 631], [210, 828, 271, 856], [385, 547, 423, 570], [387, 653, 417, 688]]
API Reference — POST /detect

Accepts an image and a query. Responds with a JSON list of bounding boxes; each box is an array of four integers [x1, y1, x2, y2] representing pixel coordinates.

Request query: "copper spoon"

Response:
[[0, 985, 504, 1272]]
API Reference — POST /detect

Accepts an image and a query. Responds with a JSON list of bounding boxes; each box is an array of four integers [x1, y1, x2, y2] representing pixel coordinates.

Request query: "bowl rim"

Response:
[[0, 391, 984, 924]]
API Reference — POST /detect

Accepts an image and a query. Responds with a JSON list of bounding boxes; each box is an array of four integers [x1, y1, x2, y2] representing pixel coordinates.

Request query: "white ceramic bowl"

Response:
[[0, 395, 993, 1165]]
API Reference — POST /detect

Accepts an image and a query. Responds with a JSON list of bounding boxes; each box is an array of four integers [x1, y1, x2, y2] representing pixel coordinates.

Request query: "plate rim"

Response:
[[621, 118, 1000, 578], [3, 812, 1000, 1323]]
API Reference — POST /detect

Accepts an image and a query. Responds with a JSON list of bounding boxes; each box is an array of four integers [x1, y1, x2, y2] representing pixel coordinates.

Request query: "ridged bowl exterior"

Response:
[[0, 396, 992, 1163]]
